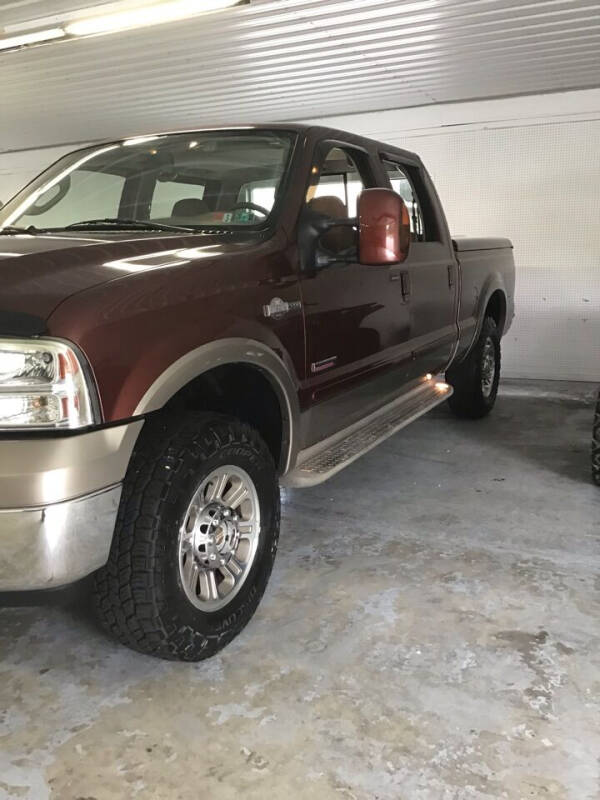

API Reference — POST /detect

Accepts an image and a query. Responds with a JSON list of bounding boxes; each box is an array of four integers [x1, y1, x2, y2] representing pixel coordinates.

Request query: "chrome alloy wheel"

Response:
[[178, 466, 261, 612], [481, 336, 496, 399]]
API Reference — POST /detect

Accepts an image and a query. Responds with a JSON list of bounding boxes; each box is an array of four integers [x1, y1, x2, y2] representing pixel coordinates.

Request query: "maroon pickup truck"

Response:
[[0, 125, 515, 660]]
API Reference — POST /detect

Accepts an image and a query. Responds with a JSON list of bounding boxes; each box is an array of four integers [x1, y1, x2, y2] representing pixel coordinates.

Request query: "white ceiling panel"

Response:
[[1, 0, 599, 151]]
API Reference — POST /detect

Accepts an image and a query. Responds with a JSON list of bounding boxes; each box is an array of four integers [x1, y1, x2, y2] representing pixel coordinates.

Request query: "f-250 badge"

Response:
[[262, 297, 302, 319]]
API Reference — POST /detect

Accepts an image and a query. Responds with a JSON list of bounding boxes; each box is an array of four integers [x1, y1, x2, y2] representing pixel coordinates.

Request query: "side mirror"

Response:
[[358, 188, 410, 265]]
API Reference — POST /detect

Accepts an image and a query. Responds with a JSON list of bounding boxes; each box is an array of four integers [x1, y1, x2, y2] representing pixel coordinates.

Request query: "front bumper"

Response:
[[0, 486, 122, 591], [0, 421, 143, 591]]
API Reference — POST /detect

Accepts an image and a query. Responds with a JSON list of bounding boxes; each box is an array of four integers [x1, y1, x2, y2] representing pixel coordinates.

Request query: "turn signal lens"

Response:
[[0, 394, 63, 427]]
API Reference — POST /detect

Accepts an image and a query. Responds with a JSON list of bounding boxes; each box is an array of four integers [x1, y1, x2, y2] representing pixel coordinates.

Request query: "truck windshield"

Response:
[[0, 130, 296, 232]]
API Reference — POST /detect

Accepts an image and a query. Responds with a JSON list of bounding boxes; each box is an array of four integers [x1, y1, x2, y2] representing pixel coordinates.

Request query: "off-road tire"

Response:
[[592, 391, 600, 486], [92, 412, 280, 661], [446, 316, 501, 419]]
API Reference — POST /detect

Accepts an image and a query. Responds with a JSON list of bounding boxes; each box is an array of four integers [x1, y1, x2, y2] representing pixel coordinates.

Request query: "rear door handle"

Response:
[[390, 269, 410, 301], [447, 264, 455, 289], [400, 270, 411, 301]]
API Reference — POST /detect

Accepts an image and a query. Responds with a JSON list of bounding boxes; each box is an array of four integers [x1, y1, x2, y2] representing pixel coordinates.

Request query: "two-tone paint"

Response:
[[0, 124, 515, 590]]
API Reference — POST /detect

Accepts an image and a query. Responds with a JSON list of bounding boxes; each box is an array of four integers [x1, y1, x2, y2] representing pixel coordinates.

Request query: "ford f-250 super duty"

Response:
[[0, 125, 515, 660]]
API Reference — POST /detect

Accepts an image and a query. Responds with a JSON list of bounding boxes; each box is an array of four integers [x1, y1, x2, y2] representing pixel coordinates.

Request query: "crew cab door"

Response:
[[381, 157, 458, 380], [297, 141, 412, 446]]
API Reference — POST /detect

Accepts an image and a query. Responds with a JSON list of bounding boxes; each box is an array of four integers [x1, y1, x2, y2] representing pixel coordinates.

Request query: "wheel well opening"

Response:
[[163, 364, 286, 471], [486, 290, 506, 334]]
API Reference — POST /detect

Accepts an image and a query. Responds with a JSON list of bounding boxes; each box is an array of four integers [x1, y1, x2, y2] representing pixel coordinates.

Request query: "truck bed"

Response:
[[452, 236, 513, 252]]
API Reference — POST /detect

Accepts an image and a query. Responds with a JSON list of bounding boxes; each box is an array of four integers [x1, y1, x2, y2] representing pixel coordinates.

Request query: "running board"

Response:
[[281, 377, 452, 488]]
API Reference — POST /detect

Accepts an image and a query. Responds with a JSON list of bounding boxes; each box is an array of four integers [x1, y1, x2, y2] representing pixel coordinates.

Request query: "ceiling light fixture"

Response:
[[0, 28, 65, 52], [65, 0, 248, 38]]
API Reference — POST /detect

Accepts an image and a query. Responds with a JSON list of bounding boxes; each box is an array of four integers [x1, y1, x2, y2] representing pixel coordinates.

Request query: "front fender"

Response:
[[133, 337, 301, 473]]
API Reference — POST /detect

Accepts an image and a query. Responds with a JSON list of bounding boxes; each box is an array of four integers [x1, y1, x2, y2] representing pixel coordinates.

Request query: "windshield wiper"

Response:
[[63, 217, 194, 233], [0, 225, 41, 235]]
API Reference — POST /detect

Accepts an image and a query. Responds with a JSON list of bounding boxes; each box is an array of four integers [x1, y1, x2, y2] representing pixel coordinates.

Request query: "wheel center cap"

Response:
[[194, 502, 240, 568]]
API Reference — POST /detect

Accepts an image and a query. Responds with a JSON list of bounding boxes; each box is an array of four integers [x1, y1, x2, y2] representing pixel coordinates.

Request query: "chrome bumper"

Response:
[[0, 486, 122, 590], [0, 421, 143, 591]]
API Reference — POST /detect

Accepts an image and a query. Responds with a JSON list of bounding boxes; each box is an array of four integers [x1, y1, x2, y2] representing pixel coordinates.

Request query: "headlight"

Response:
[[0, 338, 99, 429]]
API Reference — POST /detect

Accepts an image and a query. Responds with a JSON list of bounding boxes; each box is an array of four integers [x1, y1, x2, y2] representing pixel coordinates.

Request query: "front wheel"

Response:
[[92, 412, 280, 661], [446, 316, 501, 419]]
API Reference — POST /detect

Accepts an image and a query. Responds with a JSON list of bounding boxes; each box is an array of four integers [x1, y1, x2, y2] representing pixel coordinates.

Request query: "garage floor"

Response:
[[1, 381, 599, 800]]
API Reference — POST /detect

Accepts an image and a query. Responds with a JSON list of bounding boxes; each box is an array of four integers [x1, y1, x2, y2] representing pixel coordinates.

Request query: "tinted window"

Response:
[[0, 130, 295, 231], [308, 146, 370, 218], [151, 179, 205, 221], [238, 178, 278, 211], [18, 170, 125, 228], [305, 144, 374, 254], [382, 160, 425, 242]]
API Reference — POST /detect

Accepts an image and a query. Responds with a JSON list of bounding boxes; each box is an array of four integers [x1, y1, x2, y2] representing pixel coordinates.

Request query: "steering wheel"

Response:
[[230, 202, 270, 217]]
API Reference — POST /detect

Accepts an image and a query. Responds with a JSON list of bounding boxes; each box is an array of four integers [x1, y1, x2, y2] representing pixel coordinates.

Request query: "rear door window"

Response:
[[237, 178, 278, 212], [381, 160, 425, 242]]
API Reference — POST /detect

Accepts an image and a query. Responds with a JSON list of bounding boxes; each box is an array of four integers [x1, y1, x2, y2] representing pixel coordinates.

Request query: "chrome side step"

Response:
[[281, 377, 452, 488]]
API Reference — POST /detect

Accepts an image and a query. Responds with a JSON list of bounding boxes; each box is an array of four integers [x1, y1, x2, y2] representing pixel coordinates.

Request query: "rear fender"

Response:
[[454, 269, 508, 366]]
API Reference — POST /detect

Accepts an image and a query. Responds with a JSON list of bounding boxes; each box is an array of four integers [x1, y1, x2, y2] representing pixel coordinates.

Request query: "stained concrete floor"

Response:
[[1, 381, 599, 800]]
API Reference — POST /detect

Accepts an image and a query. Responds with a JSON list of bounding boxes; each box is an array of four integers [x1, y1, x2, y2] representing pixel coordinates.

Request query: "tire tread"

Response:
[[447, 316, 501, 419], [92, 412, 279, 661]]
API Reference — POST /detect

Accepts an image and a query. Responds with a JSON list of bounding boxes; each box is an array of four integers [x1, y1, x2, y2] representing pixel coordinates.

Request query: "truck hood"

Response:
[[0, 231, 253, 332]]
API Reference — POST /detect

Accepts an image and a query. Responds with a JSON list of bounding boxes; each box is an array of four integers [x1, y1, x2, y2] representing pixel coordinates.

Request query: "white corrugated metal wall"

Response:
[[1, 0, 600, 151]]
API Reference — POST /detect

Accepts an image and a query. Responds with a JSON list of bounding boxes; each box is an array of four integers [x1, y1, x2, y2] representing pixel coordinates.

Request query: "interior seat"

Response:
[[171, 198, 209, 219], [307, 195, 355, 253]]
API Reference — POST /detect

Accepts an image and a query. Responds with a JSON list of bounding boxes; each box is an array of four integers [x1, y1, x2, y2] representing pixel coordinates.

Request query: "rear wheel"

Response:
[[92, 412, 280, 661], [447, 316, 501, 419], [592, 391, 600, 486]]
